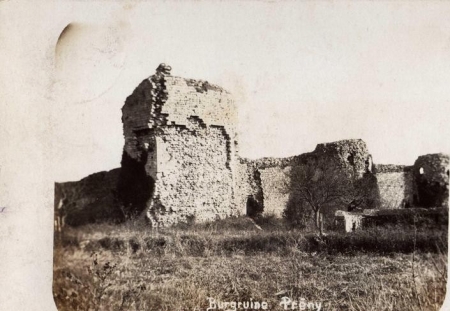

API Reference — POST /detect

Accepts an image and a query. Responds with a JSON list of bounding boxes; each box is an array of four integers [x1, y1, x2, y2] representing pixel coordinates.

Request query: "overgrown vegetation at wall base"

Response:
[[54, 216, 447, 311]]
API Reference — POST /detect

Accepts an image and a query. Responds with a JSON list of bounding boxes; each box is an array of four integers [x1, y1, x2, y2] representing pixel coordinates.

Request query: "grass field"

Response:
[[53, 217, 447, 311]]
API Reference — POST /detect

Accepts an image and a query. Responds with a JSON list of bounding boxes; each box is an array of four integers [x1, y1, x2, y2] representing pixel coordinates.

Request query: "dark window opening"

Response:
[[347, 153, 355, 166], [246, 195, 263, 218]]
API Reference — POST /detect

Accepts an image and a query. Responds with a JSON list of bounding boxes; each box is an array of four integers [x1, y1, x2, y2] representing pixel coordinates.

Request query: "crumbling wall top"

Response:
[[122, 64, 236, 135], [414, 153, 449, 183], [241, 139, 370, 172], [373, 164, 412, 174], [161, 75, 235, 131]]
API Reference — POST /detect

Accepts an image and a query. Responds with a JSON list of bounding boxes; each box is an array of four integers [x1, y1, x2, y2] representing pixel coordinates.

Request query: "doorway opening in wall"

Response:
[[246, 195, 263, 218], [419, 167, 424, 175]]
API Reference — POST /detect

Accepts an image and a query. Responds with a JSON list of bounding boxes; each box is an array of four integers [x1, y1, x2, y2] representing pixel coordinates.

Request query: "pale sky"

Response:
[[7, 1, 450, 182]]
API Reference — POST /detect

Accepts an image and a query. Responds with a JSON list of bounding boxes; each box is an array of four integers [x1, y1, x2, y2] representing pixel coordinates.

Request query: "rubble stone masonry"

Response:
[[120, 64, 240, 227], [55, 65, 449, 228], [413, 154, 449, 207], [240, 139, 374, 218], [373, 165, 415, 209]]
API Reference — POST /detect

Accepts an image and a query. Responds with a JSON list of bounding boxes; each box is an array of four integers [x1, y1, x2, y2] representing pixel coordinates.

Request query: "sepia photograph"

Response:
[[1, 1, 449, 311]]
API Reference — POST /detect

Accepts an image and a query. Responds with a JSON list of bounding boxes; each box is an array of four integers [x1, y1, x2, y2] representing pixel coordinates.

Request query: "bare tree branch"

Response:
[[283, 160, 375, 233]]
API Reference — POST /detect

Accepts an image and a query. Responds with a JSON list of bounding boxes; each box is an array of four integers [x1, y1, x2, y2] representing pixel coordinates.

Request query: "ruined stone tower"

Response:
[[55, 66, 449, 229], [413, 153, 450, 208], [118, 64, 240, 227]]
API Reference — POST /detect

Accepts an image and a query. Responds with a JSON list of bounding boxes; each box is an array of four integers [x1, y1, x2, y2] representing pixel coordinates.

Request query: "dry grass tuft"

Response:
[[54, 216, 447, 311]]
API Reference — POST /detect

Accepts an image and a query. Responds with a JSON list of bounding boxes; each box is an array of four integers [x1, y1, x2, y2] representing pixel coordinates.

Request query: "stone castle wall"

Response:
[[162, 77, 237, 135], [147, 121, 236, 226], [413, 154, 449, 207], [54, 168, 122, 227], [240, 139, 374, 219], [55, 65, 449, 229], [373, 165, 415, 209], [259, 166, 290, 217]]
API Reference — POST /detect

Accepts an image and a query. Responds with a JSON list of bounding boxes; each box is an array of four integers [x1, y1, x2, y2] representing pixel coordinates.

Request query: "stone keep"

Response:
[[119, 64, 240, 227]]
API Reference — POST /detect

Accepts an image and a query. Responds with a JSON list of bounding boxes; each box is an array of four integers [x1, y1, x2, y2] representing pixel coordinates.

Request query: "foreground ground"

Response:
[[53, 217, 447, 311]]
